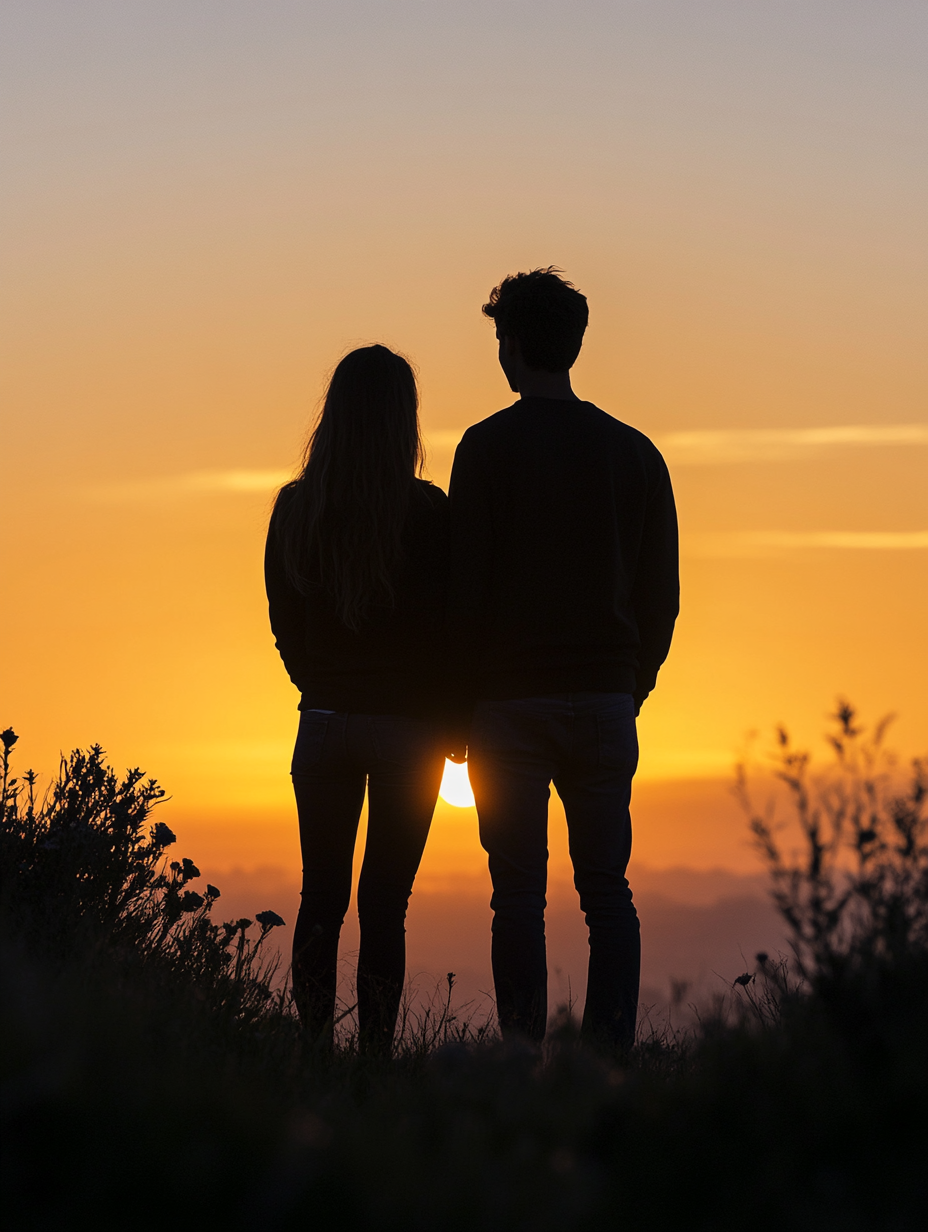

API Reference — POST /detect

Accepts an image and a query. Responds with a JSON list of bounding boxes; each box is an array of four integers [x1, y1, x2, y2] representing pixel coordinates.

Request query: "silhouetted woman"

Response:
[[265, 345, 448, 1052]]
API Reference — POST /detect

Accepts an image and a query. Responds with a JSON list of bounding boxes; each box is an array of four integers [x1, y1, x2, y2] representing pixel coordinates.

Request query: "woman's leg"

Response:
[[355, 715, 444, 1053], [291, 712, 366, 1046]]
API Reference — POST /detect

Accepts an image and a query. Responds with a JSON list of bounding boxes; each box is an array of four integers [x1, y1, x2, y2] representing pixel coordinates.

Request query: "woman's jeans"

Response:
[[290, 711, 444, 1050], [468, 692, 640, 1051]]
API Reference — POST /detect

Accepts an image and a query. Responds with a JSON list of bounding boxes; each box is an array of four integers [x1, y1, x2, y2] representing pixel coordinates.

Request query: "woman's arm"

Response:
[[264, 501, 309, 693]]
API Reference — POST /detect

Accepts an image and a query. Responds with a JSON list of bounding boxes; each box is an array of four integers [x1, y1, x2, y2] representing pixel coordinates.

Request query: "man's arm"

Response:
[[630, 455, 680, 714], [446, 430, 494, 755]]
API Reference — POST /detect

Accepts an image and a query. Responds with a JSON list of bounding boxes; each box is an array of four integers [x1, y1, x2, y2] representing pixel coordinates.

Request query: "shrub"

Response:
[[736, 702, 928, 988], [0, 728, 285, 1026]]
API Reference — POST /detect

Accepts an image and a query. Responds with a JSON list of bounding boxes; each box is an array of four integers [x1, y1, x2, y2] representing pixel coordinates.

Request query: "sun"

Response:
[[438, 758, 475, 808]]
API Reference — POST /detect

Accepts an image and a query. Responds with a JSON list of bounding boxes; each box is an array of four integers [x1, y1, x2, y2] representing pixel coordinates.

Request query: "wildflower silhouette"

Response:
[[0, 734, 285, 1025]]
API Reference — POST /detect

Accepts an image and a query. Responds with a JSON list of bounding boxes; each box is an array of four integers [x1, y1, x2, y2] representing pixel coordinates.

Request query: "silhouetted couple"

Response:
[[265, 269, 679, 1056]]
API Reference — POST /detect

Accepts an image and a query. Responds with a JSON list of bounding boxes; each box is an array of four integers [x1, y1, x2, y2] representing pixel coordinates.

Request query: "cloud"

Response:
[[427, 423, 928, 467], [86, 468, 293, 502], [686, 530, 928, 558], [654, 424, 928, 466], [85, 423, 927, 503]]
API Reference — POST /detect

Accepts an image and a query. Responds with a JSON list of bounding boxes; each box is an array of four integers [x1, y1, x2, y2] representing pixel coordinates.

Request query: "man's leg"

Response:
[[469, 700, 555, 1043], [554, 693, 640, 1053]]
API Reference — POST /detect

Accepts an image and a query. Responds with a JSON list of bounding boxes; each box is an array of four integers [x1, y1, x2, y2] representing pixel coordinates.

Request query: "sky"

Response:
[[2, 1, 927, 1000]]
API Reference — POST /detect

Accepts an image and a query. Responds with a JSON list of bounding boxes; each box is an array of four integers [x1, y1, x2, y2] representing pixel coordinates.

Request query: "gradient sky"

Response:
[[2, 2, 926, 880]]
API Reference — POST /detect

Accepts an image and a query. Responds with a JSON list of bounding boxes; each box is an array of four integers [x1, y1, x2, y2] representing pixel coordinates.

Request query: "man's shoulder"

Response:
[[597, 411, 664, 459], [450, 407, 520, 473], [455, 400, 667, 477], [459, 402, 521, 443], [459, 399, 607, 448], [557, 402, 666, 469]]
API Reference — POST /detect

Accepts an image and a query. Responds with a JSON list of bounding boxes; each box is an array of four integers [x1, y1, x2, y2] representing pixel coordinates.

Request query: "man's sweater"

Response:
[[447, 397, 679, 712]]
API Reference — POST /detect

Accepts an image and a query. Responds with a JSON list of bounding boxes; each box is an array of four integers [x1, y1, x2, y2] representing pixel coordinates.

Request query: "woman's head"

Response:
[[273, 345, 425, 631], [313, 345, 422, 482]]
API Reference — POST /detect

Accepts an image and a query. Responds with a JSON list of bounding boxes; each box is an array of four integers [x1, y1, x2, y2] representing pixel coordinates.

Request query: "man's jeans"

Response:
[[469, 692, 640, 1050]]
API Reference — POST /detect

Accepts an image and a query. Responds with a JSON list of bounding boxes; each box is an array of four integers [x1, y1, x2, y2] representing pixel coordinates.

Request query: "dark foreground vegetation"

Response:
[[2, 706, 926, 1231]]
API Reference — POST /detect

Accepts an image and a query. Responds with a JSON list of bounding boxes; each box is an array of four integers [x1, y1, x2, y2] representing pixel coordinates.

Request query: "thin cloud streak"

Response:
[[429, 424, 928, 466], [656, 424, 928, 466], [85, 424, 927, 501], [86, 469, 293, 502], [687, 530, 928, 558]]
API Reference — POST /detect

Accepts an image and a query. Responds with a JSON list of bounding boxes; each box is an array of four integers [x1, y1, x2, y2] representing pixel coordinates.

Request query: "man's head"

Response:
[[482, 268, 589, 383]]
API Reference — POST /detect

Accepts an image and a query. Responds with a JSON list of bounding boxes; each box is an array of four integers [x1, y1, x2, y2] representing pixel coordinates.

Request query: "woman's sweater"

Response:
[[265, 479, 450, 718]]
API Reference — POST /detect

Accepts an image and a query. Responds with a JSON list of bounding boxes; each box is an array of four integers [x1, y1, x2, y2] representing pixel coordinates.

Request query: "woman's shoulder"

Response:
[[266, 479, 299, 540], [413, 478, 449, 511], [270, 478, 300, 514], [277, 478, 300, 501]]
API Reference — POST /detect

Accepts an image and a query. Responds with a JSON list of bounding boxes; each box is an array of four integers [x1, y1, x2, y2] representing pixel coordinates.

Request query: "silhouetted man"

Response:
[[448, 268, 679, 1052]]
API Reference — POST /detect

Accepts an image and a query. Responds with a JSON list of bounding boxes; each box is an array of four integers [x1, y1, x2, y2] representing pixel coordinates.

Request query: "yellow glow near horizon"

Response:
[[438, 759, 476, 809], [2, 2, 926, 878]]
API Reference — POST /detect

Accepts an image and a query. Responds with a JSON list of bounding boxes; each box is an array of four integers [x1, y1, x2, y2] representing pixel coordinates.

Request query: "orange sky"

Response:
[[2, 3, 926, 901]]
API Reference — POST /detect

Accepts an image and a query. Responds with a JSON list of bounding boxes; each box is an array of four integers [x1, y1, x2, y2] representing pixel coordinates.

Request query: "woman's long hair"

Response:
[[274, 345, 424, 631]]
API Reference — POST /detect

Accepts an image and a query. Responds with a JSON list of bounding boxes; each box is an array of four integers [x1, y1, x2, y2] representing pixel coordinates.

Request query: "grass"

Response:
[[2, 706, 927, 1231]]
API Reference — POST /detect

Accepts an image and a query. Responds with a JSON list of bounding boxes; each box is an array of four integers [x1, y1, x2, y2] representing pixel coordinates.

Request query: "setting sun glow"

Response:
[[2, 0, 925, 1019], [438, 760, 476, 809]]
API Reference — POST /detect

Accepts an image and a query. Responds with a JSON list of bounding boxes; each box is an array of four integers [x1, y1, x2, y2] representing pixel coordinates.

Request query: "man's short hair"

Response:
[[482, 267, 589, 372]]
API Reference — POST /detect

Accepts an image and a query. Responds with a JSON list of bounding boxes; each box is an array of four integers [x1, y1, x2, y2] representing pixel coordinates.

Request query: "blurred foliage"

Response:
[[2, 709, 927, 1231]]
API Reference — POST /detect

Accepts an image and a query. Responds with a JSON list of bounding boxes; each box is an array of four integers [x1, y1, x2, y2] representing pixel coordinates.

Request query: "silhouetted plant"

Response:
[[0, 731, 284, 1025], [392, 971, 494, 1057], [735, 701, 928, 992], [4, 711, 928, 1231]]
